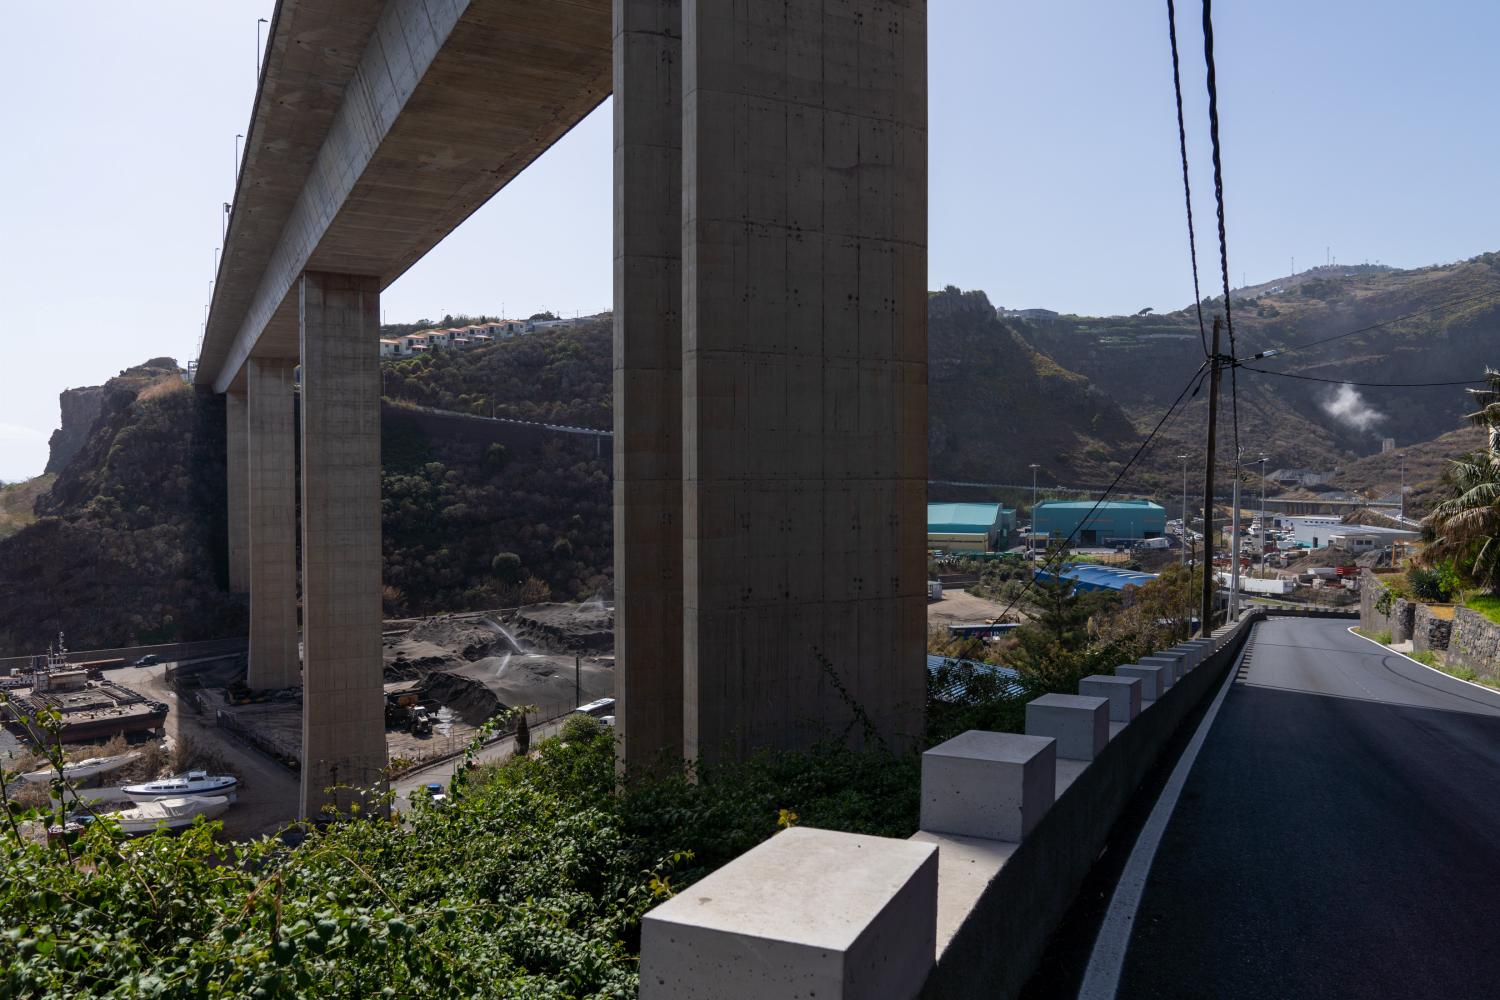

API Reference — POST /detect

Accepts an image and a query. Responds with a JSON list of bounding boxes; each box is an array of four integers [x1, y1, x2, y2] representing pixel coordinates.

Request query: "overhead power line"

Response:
[[1248, 290, 1496, 363], [1236, 365, 1490, 389], [1200, 0, 1241, 465], [1165, 0, 1209, 360], [963, 362, 1210, 646]]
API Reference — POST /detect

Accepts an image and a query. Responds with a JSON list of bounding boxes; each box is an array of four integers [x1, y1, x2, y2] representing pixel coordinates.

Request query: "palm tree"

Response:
[[1466, 367, 1500, 456], [1422, 369, 1500, 591]]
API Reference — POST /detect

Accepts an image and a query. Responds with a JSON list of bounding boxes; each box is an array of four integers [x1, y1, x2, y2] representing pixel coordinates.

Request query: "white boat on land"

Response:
[[121, 770, 238, 800], [92, 795, 230, 834], [19, 752, 141, 784]]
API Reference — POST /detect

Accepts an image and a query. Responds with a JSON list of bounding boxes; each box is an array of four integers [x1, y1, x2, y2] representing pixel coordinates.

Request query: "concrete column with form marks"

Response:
[[246, 357, 301, 692], [680, 0, 929, 761], [225, 389, 249, 593], [613, 0, 684, 766], [298, 271, 387, 818]]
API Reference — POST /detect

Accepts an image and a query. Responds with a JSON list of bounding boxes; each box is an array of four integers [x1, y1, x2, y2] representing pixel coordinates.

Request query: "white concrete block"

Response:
[[1025, 693, 1109, 761], [1170, 644, 1201, 669], [1080, 675, 1142, 722], [1140, 653, 1186, 683], [921, 730, 1056, 842], [639, 827, 937, 1000], [1116, 663, 1168, 701]]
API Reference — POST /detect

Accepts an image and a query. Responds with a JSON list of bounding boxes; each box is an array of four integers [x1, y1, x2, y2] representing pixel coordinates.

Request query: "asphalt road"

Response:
[[1111, 617, 1500, 1000]]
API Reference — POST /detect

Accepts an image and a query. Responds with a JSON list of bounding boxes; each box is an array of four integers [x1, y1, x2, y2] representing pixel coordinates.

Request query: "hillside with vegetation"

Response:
[[927, 286, 1140, 483], [0, 360, 244, 654], [1010, 252, 1500, 490], [0, 354, 611, 655], [381, 315, 610, 429]]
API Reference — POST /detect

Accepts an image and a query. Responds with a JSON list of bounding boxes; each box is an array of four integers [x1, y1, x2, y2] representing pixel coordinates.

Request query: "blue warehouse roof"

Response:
[[928, 502, 1012, 534], [1036, 562, 1159, 593], [926, 654, 1025, 701]]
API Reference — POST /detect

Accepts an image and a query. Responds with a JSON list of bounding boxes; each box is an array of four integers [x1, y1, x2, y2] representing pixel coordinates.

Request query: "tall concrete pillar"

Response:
[[298, 271, 387, 818], [614, 0, 684, 767], [246, 357, 301, 692], [225, 389, 250, 593], [680, 0, 929, 761]]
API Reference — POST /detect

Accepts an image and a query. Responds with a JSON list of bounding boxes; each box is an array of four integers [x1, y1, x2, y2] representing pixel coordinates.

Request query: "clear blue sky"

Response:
[[2, 0, 1496, 481]]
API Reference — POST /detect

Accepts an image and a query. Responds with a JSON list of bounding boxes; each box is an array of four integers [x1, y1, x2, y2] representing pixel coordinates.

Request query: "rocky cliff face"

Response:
[[44, 385, 105, 474], [927, 286, 1137, 485]]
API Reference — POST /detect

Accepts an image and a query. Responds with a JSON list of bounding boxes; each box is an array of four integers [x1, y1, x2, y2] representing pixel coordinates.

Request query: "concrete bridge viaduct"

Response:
[[199, 0, 928, 817]]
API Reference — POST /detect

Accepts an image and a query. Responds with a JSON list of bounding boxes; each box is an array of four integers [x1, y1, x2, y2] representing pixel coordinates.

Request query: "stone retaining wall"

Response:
[[1412, 604, 1454, 653], [1359, 569, 1413, 642], [1448, 607, 1500, 681]]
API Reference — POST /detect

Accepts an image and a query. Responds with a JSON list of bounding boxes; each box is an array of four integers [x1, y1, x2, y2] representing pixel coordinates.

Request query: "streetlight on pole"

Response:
[[1229, 454, 1243, 619], [256, 18, 268, 78], [1029, 463, 1040, 565], [1178, 454, 1189, 567], [1258, 454, 1268, 575], [235, 133, 244, 187], [1399, 452, 1407, 520]]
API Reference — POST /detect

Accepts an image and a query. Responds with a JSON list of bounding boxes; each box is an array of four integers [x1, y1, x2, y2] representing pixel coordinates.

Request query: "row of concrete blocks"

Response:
[[637, 622, 1248, 998]]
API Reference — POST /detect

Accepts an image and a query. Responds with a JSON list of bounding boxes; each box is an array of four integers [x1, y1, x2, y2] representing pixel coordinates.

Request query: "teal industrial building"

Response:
[[1033, 499, 1166, 546], [927, 502, 1016, 552]]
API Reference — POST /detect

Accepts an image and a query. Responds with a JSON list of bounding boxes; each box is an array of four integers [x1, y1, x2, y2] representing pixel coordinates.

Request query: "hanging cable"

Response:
[[967, 361, 1211, 646], [1165, 0, 1209, 359], [1236, 365, 1490, 388], [1245, 290, 1496, 364], [1201, 0, 1241, 465]]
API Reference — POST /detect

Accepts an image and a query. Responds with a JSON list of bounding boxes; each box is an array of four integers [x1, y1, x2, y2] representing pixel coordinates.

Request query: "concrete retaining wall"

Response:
[[0, 637, 248, 674], [1448, 607, 1500, 681]]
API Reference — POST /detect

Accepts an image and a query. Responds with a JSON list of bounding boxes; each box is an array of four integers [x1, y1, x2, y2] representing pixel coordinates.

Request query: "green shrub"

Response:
[[0, 722, 919, 998], [1408, 563, 1461, 603], [1465, 594, 1500, 625]]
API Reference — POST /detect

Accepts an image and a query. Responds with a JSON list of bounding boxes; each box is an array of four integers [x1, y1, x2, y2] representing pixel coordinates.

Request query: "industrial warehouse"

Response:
[[1032, 499, 1167, 546]]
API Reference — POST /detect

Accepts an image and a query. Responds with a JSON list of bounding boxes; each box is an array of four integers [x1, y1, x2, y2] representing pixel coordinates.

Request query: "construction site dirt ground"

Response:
[[144, 602, 617, 838], [927, 589, 1018, 628]]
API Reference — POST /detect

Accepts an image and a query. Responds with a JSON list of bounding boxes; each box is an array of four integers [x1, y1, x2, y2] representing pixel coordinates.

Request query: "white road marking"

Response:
[[1077, 629, 1250, 1000], [1345, 626, 1500, 698]]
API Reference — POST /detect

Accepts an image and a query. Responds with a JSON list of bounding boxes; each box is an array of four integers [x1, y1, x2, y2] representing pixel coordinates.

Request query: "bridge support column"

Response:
[[298, 271, 387, 818], [614, 0, 684, 767], [246, 357, 301, 691], [680, 0, 930, 761], [225, 389, 250, 593]]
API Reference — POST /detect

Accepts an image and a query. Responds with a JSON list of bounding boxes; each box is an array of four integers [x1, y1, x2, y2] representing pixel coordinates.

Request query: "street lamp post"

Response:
[[1399, 452, 1407, 520], [256, 18, 268, 78], [235, 133, 244, 188], [1178, 454, 1189, 567], [1229, 460, 1242, 618], [1029, 463, 1040, 565], [1258, 454, 1268, 575]]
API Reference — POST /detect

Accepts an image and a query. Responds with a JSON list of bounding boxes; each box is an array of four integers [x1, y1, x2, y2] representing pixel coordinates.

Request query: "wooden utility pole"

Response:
[[1199, 316, 1223, 637]]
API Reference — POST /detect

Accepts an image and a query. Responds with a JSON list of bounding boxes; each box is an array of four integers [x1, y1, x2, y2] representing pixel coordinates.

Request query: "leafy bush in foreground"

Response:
[[0, 726, 920, 998]]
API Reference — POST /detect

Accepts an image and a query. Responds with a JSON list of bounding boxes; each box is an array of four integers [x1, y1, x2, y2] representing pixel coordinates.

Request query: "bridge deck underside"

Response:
[[203, 0, 612, 387]]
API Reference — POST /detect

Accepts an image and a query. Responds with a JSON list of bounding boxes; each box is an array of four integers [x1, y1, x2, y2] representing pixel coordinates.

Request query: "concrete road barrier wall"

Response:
[[917, 611, 1259, 999], [636, 611, 1263, 999], [0, 637, 248, 674]]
